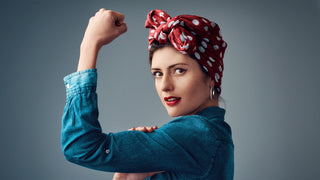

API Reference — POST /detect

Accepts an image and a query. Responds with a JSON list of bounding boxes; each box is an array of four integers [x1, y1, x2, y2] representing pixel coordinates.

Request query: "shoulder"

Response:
[[161, 114, 232, 144], [160, 115, 218, 145], [168, 114, 211, 127], [164, 114, 216, 133], [157, 115, 232, 178]]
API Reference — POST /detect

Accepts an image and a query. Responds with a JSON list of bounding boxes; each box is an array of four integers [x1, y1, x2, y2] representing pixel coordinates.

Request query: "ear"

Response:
[[209, 78, 215, 87]]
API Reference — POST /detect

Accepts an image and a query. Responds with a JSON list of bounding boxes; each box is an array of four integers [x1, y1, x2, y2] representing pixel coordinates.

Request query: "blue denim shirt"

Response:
[[61, 69, 234, 179]]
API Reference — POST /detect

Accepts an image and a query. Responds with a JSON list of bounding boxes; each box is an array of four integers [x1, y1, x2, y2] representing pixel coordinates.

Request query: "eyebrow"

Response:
[[151, 63, 189, 71]]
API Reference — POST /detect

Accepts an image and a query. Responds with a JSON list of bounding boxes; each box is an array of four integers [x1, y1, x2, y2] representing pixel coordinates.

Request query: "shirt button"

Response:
[[66, 84, 70, 88], [105, 149, 110, 154]]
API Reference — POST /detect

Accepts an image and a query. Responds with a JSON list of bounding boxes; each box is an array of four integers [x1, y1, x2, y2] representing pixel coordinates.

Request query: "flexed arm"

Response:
[[77, 8, 127, 71]]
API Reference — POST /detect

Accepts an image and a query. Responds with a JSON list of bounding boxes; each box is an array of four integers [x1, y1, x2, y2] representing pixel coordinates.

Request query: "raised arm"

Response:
[[77, 8, 127, 71]]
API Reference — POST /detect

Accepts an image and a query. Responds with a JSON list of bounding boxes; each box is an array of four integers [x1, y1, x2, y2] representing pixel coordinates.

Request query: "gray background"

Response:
[[1, 0, 319, 179]]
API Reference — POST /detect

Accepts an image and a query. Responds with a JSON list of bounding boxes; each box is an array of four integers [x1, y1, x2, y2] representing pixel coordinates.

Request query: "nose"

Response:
[[160, 74, 174, 92]]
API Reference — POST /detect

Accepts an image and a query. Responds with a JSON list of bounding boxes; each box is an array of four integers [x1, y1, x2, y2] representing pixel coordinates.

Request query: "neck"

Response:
[[186, 98, 219, 116]]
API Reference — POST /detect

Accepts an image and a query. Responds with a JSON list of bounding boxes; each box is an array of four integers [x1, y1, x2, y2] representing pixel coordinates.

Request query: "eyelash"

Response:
[[175, 68, 186, 74], [152, 68, 187, 78], [152, 71, 162, 77]]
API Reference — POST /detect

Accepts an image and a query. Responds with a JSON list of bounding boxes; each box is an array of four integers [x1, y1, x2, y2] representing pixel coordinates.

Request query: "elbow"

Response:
[[61, 133, 111, 168], [61, 144, 113, 172], [62, 141, 106, 166], [62, 146, 81, 164], [61, 134, 94, 164], [62, 145, 89, 164]]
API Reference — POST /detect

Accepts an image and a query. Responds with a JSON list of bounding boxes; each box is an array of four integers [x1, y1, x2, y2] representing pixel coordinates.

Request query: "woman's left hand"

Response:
[[128, 126, 158, 132]]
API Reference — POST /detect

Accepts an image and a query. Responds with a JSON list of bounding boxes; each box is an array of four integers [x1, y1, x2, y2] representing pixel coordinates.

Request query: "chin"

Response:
[[166, 108, 187, 117], [166, 105, 202, 117], [168, 112, 180, 117]]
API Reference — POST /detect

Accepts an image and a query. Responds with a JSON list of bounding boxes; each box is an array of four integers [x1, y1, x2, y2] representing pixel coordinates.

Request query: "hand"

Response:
[[128, 126, 159, 133], [77, 9, 127, 71], [112, 172, 161, 180], [82, 8, 127, 49]]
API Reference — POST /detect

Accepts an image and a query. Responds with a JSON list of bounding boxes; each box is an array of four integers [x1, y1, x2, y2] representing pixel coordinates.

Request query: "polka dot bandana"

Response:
[[145, 9, 227, 93]]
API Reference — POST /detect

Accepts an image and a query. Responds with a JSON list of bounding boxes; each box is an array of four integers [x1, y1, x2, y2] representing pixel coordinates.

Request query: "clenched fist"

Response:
[[82, 8, 127, 49], [77, 9, 127, 71]]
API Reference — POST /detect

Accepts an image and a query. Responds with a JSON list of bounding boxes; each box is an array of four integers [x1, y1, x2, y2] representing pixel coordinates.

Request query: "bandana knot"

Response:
[[145, 9, 227, 93]]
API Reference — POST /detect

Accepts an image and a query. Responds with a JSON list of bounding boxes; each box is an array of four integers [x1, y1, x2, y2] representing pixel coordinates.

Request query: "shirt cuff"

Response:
[[63, 69, 97, 100]]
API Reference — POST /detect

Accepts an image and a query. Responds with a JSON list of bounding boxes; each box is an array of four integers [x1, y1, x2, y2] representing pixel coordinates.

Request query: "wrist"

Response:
[[80, 38, 101, 52], [77, 41, 100, 72]]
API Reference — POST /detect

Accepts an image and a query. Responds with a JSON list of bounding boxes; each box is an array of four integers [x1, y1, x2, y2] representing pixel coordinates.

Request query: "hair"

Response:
[[148, 40, 221, 97], [148, 41, 171, 65]]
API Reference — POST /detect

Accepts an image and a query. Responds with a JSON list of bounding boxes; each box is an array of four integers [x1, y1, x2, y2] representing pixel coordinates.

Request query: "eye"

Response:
[[152, 71, 163, 77], [175, 68, 186, 74]]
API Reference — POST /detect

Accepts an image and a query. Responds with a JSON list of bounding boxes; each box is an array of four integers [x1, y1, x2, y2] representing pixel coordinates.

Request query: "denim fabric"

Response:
[[61, 69, 234, 179]]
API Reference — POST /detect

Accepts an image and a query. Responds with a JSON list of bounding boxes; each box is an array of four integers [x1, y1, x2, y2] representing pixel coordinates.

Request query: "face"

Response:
[[151, 46, 215, 117]]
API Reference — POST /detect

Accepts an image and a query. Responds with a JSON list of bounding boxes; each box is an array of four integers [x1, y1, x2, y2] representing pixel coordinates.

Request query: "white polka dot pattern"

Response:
[[195, 52, 201, 60], [192, 19, 199, 26], [199, 46, 205, 53], [201, 41, 207, 48]]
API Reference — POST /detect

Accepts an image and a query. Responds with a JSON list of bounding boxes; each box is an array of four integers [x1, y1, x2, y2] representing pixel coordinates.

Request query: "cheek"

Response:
[[183, 77, 209, 99]]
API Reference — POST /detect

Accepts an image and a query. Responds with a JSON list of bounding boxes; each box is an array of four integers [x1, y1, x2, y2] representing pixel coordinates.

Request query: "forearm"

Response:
[[77, 41, 100, 71]]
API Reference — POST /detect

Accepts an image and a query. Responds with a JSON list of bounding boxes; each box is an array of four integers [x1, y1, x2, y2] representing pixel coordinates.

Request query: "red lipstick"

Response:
[[164, 96, 181, 106]]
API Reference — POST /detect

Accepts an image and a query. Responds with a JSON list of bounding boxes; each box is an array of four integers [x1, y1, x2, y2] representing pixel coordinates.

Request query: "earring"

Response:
[[210, 86, 215, 100]]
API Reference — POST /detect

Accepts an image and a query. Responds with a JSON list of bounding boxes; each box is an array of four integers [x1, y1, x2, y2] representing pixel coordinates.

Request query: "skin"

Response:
[[77, 8, 219, 180], [151, 46, 218, 117]]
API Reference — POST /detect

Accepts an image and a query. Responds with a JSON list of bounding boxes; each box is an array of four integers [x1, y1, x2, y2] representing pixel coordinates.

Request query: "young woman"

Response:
[[62, 8, 234, 179]]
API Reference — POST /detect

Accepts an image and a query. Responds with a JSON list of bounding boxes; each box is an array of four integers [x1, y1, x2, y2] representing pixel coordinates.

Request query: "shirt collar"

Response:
[[196, 106, 225, 120]]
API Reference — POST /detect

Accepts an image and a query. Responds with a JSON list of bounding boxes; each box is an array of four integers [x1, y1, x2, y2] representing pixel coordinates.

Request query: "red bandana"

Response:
[[145, 9, 227, 93]]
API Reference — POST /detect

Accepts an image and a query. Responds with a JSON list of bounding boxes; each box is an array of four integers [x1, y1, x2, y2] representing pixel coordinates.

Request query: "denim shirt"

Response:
[[61, 69, 234, 179]]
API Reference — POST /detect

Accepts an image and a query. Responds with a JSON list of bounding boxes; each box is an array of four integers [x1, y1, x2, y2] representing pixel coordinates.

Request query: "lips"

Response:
[[164, 96, 181, 106]]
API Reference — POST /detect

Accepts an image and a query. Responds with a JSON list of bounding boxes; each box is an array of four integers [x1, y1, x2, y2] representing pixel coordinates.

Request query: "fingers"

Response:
[[94, 9, 127, 34], [107, 10, 127, 34], [94, 9, 125, 25], [99, 8, 106, 12], [117, 22, 127, 35], [95, 8, 106, 16], [128, 126, 159, 132], [112, 11, 125, 24]]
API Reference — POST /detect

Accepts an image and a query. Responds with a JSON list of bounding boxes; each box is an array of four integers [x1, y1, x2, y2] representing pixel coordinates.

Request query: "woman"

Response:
[[62, 8, 234, 179]]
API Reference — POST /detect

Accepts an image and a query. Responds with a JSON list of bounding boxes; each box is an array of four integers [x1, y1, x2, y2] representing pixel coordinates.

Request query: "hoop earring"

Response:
[[210, 86, 215, 101]]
